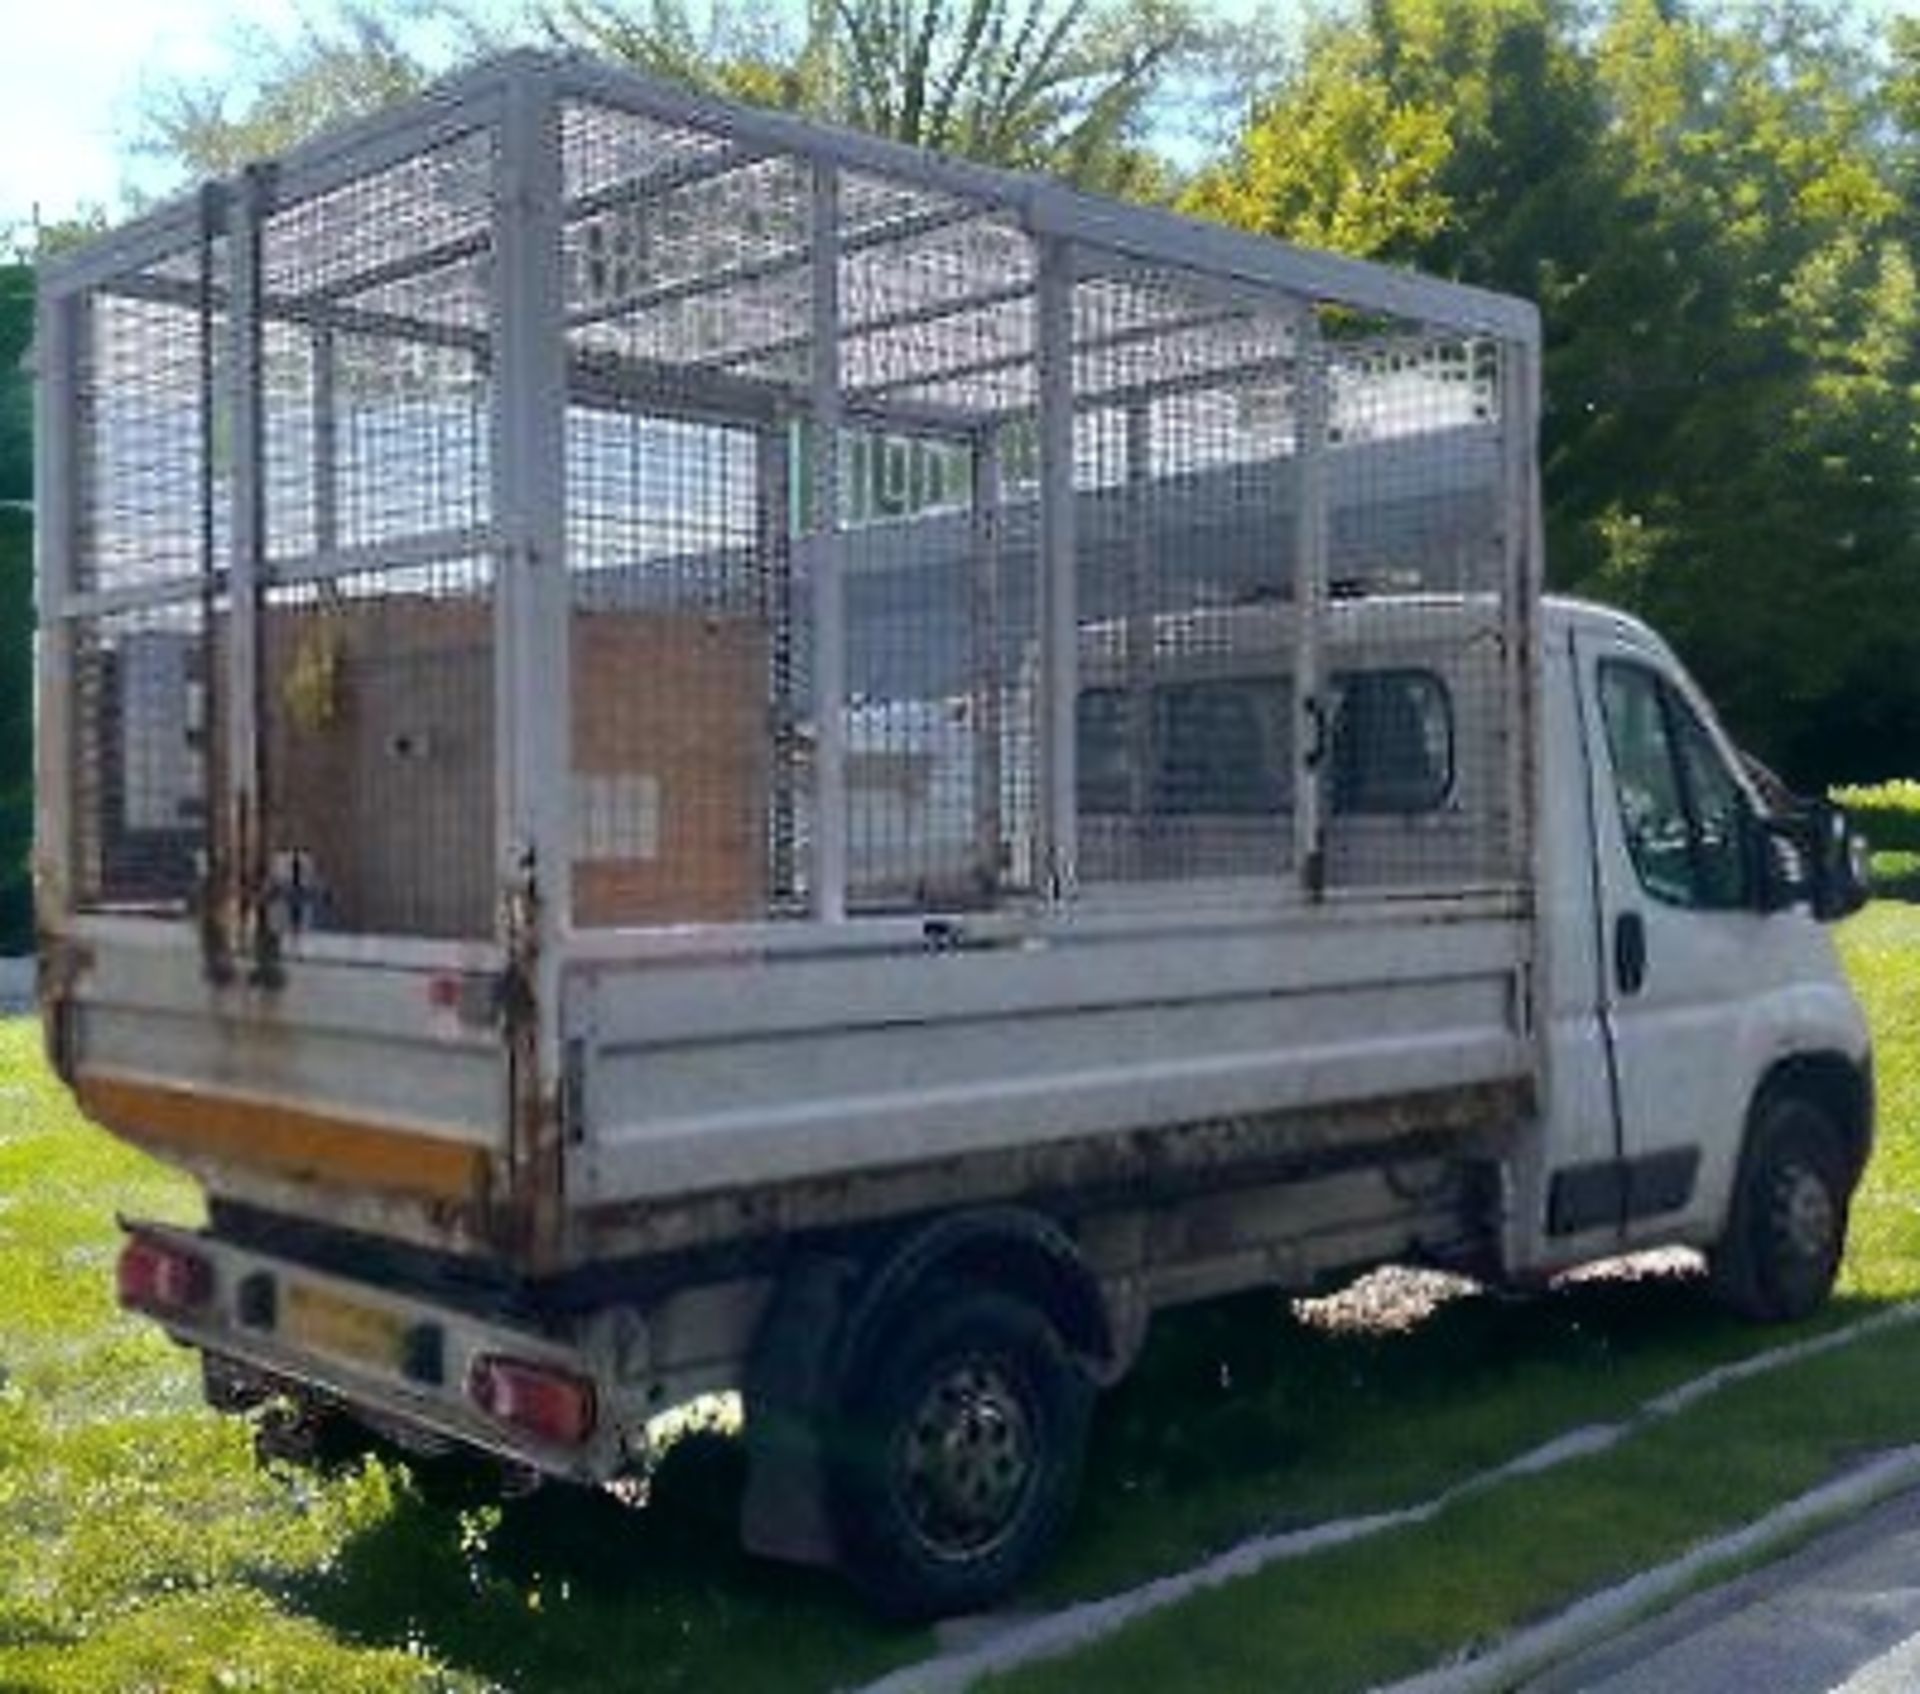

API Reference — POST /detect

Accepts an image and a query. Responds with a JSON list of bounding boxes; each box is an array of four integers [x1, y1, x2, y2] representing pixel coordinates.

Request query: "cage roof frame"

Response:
[[43, 49, 1539, 353]]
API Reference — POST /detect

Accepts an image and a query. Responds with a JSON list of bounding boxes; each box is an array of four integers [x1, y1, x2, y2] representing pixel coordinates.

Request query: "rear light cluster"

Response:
[[117, 1235, 214, 1316], [468, 1354, 598, 1446]]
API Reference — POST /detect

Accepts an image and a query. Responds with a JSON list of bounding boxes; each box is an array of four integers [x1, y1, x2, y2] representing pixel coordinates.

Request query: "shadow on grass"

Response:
[[287, 1428, 922, 1694], [1051, 1256, 1856, 1595], [287, 1260, 1858, 1690]]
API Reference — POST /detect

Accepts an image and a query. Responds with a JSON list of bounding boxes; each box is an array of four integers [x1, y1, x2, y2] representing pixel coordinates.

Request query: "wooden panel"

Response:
[[267, 597, 493, 938], [264, 599, 769, 934], [571, 610, 768, 927]]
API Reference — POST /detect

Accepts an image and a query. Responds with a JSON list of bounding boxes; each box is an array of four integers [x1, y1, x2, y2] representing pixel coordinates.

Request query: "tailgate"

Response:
[[52, 924, 512, 1252]]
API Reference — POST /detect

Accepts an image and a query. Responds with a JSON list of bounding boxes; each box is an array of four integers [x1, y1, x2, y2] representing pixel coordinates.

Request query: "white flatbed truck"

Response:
[[35, 50, 1871, 1615]]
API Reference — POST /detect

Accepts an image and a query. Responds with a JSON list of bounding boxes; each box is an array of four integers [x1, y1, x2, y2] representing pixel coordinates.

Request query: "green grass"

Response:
[[1, 904, 1918, 1690], [995, 900, 1920, 1690], [996, 1323, 1920, 1694], [0, 1021, 435, 1691], [1831, 903, 1920, 1299]]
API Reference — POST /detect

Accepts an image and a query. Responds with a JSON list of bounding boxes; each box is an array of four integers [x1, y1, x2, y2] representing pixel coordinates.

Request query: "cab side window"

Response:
[[1598, 661, 1751, 910], [1669, 699, 1751, 909]]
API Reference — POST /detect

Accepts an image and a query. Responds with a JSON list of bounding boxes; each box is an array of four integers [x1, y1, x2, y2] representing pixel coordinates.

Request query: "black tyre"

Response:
[[1710, 1092, 1851, 1324], [831, 1288, 1094, 1619]]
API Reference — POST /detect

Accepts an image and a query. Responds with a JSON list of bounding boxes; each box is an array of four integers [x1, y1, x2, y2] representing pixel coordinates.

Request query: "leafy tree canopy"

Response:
[[1190, 0, 1920, 784], [0, 265, 31, 508], [135, 0, 1227, 194]]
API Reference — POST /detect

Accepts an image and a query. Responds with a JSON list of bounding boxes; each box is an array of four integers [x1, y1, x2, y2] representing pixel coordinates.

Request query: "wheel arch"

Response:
[[837, 1205, 1114, 1380], [737, 1205, 1113, 1575], [1753, 1050, 1873, 1190]]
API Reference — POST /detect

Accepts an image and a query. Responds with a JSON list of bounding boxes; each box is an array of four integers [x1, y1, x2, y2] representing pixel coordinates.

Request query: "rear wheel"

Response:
[[1710, 1091, 1851, 1323], [830, 1288, 1094, 1618]]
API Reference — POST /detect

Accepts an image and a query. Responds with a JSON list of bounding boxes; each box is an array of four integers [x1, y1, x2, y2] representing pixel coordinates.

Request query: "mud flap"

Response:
[[740, 1254, 856, 1569]]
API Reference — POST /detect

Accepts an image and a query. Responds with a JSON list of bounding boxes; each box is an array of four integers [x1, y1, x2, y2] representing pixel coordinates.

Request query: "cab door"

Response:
[[1564, 631, 1778, 1244]]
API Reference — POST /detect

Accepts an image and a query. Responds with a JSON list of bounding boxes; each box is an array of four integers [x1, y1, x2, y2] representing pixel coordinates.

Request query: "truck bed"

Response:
[[56, 887, 1532, 1274]]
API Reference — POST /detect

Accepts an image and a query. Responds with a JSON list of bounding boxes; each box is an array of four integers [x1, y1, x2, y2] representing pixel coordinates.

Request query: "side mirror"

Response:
[[1807, 800, 1870, 922], [1753, 800, 1868, 922]]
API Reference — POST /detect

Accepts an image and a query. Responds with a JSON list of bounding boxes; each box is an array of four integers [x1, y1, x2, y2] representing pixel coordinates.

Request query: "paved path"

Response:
[[1524, 1484, 1920, 1694]]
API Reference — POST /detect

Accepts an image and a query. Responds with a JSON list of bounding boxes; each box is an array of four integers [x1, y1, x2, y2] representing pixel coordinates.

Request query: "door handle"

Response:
[[1615, 911, 1648, 996]]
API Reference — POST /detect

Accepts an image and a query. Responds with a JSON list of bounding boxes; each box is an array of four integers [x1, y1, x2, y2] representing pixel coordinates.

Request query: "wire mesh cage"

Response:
[[40, 51, 1537, 954], [64, 237, 229, 914]]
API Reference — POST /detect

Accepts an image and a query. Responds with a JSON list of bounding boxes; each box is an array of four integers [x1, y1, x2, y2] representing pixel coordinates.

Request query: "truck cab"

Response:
[[1521, 596, 1870, 1297]]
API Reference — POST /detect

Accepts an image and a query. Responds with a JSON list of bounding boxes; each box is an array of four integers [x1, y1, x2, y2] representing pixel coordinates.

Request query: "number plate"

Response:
[[284, 1283, 407, 1372]]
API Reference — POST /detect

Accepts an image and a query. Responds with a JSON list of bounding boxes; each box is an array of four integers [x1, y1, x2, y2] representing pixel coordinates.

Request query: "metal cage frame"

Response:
[[37, 49, 1543, 989]]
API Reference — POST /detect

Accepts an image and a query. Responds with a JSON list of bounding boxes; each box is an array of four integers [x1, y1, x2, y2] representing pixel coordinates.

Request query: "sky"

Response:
[[0, 1, 522, 240], [0, 2, 289, 235]]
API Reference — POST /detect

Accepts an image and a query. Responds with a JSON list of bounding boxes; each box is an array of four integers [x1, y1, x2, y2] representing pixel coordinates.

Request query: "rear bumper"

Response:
[[118, 1218, 636, 1483]]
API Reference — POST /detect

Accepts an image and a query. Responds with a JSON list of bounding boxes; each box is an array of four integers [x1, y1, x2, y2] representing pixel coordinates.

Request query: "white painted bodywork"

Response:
[[48, 594, 1869, 1469], [564, 596, 1526, 1230]]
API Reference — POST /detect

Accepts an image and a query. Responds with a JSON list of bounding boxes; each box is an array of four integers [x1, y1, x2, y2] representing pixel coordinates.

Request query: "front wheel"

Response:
[[1710, 1092, 1851, 1323], [830, 1288, 1094, 1619]]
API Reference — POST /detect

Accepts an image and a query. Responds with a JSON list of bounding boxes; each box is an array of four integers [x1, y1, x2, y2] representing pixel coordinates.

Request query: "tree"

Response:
[[1180, 21, 1457, 257], [133, 0, 1211, 194], [1569, 0, 1920, 780], [1191, 0, 1920, 785], [1184, 0, 1605, 281], [0, 266, 34, 952], [137, 4, 451, 181]]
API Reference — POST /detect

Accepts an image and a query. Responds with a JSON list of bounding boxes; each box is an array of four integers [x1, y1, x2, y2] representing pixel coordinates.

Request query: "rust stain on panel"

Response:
[[576, 1078, 1532, 1264]]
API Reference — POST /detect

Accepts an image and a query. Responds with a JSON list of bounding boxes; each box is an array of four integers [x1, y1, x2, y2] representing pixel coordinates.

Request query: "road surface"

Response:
[[1526, 1484, 1920, 1693]]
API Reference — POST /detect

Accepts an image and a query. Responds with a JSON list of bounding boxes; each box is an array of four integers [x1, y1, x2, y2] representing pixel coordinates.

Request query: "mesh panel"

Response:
[[841, 185, 1036, 417], [252, 131, 499, 938], [69, 601, 215, 911], [842, 434, 1038, 907], [259, 130, 495, 569], [564, 404, 788, 926], [560, 105, 1057, 922], [328, 332, 490, 550], [75, 258, 229, 598], [836, 185, 1042, 908], [564, 104, 814, 384], [261, 321, 317, 563], [1069, 270, 1301, 885], [69, 237, 229, 914], [258, 131, 494, 304], [1320, 333, 1510, 890]]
